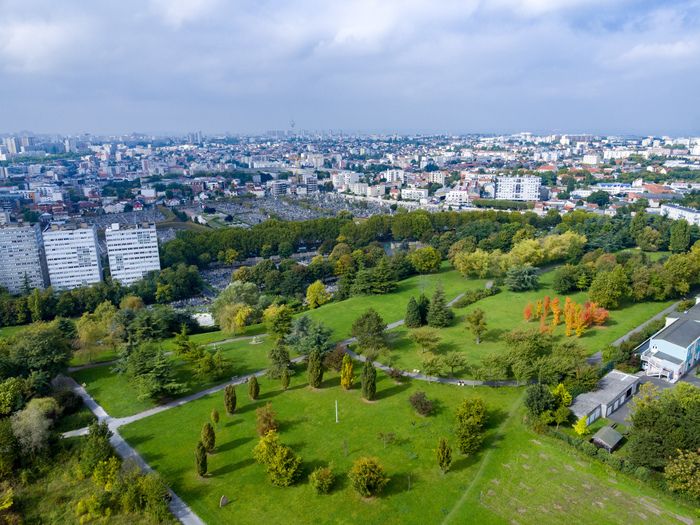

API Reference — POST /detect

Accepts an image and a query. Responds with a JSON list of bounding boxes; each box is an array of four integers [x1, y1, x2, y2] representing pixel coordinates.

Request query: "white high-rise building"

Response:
[[106, 223, 161, 285], [43, 224, 102, 290], [0, 224, 47, 294], [495, 176, 541, 201]]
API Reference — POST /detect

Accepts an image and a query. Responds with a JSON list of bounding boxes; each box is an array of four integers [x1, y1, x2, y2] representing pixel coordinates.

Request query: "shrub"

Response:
[[323, 345, 346, 372], [252, 431, 302, 487], [581, 442, 597, 456], [201, 423, 216, 453], [348, 457, 389, 498], [436, 437, 452, 473], [248, 376, 260, 400], [256, 403, 279, 437], [451, 287, 500, 309], [408, 391, 434, 416], [53, 390, 83, 415], [634, 466, 651, 481], [387, 367, 403, 381], [224, 385, 236, 415], [309, 466, 335, 494], [195, 441, 207, 477]]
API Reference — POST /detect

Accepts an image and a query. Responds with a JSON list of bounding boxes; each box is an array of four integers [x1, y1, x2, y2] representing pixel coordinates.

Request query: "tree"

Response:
[[351, 309, 386, 351], [121, 344, 187, 401], [465, 308, 487, 344], [0, 377, 25, 417], [573, 416, 589, 436], [267, 342, 291, 379], [361, 360, 377, 401], [427, 285, 453, 328], [256, 403, 279, 436], [404, 297, 422, 328], [195, 441, 207, 477], [637, 226, 661, 252], [416, 293, 430, 325], [409, 327, 441, 354], [201, 422, 216, 453], [586, 190, 610, 207], [263, 304, 293, 342], [505, 265, 540, 292], [309, 466, 335, 494], [664, 449, 700, 499], [252, 431, 302, 487], [421, 354, 445, 377], [307, 348, 324, 388], [436, 437, 452, 473], [551, 383, 572, 407], [10, 397, 57, 457], [454, 398, 487, 456], [224, 385, 237, 415], [588, 266, 629, 309], [218, 303, 254, 334], [669, 219, 691, 253], [340, 353, 354, 390], [409, 391, 434, 416], [287, 319, 333, 356], [281, 367, 290, 390], [211, 408, 220, 427], [443, 352, 467, 376], [348, 457, 389, 498], [306, 280, 331, 309], [409, 247, 442, 274], [524, 384, 557, 417], [248, 376, 260, 400], [554, 405, 570, 430]]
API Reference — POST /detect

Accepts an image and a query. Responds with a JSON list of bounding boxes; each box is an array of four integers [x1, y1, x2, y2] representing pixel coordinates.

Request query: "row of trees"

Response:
[[523, 296, 609, 337]]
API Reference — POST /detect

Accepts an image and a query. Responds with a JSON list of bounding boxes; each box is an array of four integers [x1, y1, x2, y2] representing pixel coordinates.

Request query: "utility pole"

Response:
[[335, 400, 339, 423]]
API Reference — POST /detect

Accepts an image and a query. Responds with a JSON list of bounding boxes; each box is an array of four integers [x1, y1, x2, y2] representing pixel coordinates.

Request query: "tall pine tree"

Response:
[[248, 376, 260, 400], [405, 296, 422, 328], [417, 293, 430, 325], [427, 285, 454, 328], [340, 353, 354, 390], [307, 348, 324, 388], [224, 384, 237, 415], [361, 360, 377, 401], [195, 441, 207, 477]]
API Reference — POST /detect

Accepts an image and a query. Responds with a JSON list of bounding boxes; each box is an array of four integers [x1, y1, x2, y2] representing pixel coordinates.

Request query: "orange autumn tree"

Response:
[[564, 297, 574, 336], [550, 297, 561, 327], [523, 302, 534, 322], [535, 299, 543, 318], [543, 296, 551, 316]]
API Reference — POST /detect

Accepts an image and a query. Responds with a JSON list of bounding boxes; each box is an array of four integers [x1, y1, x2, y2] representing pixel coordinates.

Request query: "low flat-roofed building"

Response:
[[570, 370, 640, 425]]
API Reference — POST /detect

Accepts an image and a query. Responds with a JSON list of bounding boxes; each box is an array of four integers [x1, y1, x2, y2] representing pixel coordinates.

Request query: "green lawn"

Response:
[[305, 265, 482, 340], [120, 368, 521, 525], [0, 323, 31, 339], [119, 372, 696, 525], [385, 270, 675, 377], [72, 335, 275, 418]]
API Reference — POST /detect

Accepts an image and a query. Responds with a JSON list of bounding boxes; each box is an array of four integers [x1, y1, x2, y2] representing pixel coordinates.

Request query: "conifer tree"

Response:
[[436, 437, 452, 473], [248, 376, 260, 400], [224, 384, 237, 415], [427, 285, 454, 328], [416, 293, 430, 325], [201, 422, 216, 453], [281, 367, 290, 391], [211, 408, 219, 427], [361, 360, 377, 401], [340, 353, 354, 390], [307, 348, 323, 388], [404, 296, 422, 328], [195, 441, 207, 477]]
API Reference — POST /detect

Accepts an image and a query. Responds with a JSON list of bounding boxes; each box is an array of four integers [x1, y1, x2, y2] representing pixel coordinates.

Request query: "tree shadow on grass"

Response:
[[124, 434, 154, 447], [237, 400, 264, 414], [382, 470, 416, 497], [375, 380, 410, 400], [450, 452, 483, 472], [320, 376, 341, 389], [278, 416, 307, 433], [483, 328, 508, 343], [217, 436, 254, 454], [210, 457, 254, 477]]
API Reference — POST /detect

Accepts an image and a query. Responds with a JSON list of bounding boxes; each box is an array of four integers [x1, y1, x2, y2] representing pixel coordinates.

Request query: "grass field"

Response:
[[385, 270, 675, 377], [305, 265, 482, 340], [72, 334, 275, 417], [119, 371, 696, 525]]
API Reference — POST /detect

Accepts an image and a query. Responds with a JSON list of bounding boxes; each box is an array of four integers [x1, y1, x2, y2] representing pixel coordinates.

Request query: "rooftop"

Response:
[[592, 426, 623, 451], [570, 370, 639, 418], [652, 318, 700, 348]]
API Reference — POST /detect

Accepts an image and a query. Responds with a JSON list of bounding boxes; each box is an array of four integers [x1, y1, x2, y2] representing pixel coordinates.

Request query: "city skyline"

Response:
[[1, 0, 699, 135]]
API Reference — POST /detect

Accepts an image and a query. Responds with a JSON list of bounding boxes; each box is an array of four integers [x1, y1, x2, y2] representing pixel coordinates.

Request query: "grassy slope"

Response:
[[386, 270, 675, 377], [119, 371, 695, 525]]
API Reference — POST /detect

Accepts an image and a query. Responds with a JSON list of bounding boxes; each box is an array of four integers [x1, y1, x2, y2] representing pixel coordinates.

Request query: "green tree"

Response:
[[351, 309, 386, 351], [340, 353, 354, 390], [409, 327, 441, 354], [248, 376, 260, 400], [504, 265, 540, 292], [309, 466, 335, 494], [427, 285, 454, 328], [588, 265, 630, 309], [404, 296, 422, 328], [306, 280, 331, 309], [465, 308, 487, 344], [281, 368, 290, 390], [554, 405, 570, 430], [436, 437, 452, 473], [195, 441, 207, 477], [252, 430, 302, 487], [224, 385, 237, 415], [409, 246, 442, 274], [524, 384, 557, 416], [201, 422, 216, 453], [211, 408, 220, 427], [455, 398, 487, 456], [443, 352, 467, 377], [307, 348, 324, 388], [664, 449, 700, 499], [361, 360, 377, 401], [256, 403, 279, 436], [551, 383, 572, 407], [348, 457, 389, 498], [263, 304, 293, 342], [669, 219, 691, 253], [267, 342, 291, 379], [573, 416, 589, 436], [417, 293, 430, 325]]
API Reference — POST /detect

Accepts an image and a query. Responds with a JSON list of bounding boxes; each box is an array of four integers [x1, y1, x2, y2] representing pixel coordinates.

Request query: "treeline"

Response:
[[0, 264, 201, 328]]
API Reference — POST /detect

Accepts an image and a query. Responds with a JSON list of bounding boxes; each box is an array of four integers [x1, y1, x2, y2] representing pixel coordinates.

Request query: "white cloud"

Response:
[[149, 0, 221, 28], [0, 20, 84, 72], [618, 40, 698, 62]]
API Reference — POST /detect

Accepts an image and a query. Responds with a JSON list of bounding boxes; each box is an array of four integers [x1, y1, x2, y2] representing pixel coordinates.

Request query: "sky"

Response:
[[1, 0, 699, 136]]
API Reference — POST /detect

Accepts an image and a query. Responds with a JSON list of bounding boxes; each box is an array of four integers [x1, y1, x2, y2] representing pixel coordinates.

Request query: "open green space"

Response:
[[119, 371, 695, 525], [385, 270, 675, 377], [305, 265, 481, 340], [72, 334, 274, 417], [120, 368, 521, 525], [0, 323, 29, 339]]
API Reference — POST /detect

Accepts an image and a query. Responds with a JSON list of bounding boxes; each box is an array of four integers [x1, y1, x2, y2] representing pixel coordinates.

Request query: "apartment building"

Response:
[[42, 223, 102, 290], [105, 223, 161, 285], [495, 176, 541, 201], [401, 187, 430, 201], [0, 224, 47, 294]]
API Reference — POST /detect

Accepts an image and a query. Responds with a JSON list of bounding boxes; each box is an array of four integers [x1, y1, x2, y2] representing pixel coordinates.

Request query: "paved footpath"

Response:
[[611, 300, 679, 347]]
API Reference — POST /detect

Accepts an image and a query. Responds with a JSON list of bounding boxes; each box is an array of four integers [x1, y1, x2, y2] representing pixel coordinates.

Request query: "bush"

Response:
[[322, 346, 345, 372], [53, 390, 83, 415], [408, 391, 434, 416], [256, 403, 279, 437], [309, 466, 335, 494], [387, 367, 403, 381], [634, 466, 651, 481], [451, 287, 500, 309], [581, 442, 598, 457], [348, 457, 389, 498]]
